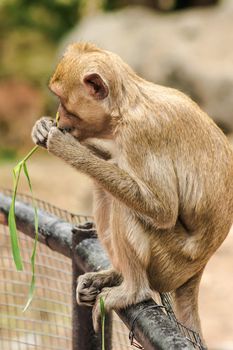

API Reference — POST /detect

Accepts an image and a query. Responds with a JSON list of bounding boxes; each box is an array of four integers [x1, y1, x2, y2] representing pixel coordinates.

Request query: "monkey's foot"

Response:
[[92, 285, 151, 332], [76, 270, 122, 307]]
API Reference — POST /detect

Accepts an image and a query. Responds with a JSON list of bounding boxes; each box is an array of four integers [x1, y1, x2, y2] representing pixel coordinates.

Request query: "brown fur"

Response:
[[32, 42, 233, 341]]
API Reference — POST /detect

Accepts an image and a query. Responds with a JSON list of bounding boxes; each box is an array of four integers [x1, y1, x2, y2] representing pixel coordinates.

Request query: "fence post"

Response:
[[72, 223, 112, 350]]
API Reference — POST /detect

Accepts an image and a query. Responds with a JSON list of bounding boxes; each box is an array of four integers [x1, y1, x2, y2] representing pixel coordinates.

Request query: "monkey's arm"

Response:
[[81, 138, 113, 160], [47, 127, 178, 229]]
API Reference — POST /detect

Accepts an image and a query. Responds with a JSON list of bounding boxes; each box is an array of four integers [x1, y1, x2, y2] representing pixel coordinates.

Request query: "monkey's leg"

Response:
[[92, 266, 152, 331], [76, 269, 122, 306], [173, 269, 205, 342]]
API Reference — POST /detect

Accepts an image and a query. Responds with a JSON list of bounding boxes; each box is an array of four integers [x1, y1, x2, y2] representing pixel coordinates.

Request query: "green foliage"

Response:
[[0, 29, 56, 84], [103, 0, 120, 10], [0, 0, 84, 85], [0, 0, 82, 42], [22, 159, 39, 311]]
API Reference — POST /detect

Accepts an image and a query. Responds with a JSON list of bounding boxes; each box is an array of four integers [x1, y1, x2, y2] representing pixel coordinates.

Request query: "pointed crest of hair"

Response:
[[65, 42, 101, 56]]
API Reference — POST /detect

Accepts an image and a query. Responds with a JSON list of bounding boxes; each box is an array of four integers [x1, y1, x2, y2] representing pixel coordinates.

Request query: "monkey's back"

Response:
[[164, 90, 233, 230], [117, 84, 233, 290], [143, 103, 233, 290], [143, 84, 233, 214]]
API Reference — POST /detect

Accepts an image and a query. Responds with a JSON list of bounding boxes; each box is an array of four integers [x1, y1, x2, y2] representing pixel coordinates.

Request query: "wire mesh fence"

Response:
[[0, 189, 207, 350], [0, 190, 136, 350], [0, 224, 72, 350]]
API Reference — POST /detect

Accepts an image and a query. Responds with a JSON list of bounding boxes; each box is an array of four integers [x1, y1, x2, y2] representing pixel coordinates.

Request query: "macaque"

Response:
[[31, 42, 233, 341]]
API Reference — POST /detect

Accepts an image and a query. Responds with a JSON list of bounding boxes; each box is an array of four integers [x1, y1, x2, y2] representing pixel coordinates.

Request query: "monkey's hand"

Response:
[[47, 126, 90, 162], [31, 117, 54, 149]]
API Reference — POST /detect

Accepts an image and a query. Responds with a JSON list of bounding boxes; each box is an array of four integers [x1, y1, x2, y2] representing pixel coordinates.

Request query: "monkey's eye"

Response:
[[65, 108, 82, 121], [61, 103, 82, 121], [66, 112, 82, 122]]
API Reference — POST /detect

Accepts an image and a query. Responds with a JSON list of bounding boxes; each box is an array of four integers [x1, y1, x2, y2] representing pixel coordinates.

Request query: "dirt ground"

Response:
[[0, 152, 94, 215], [0, 152, 233, 349]]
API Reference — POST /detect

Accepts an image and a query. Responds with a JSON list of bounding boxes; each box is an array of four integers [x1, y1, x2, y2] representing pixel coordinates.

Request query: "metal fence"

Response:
[[0, 190, 206, 350]]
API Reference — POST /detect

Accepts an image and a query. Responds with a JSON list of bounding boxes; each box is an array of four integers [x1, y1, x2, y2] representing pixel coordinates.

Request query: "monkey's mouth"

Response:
[[53, 121, 75, 135], [58, 126, 82, 141], [58, 126, 74, 133]]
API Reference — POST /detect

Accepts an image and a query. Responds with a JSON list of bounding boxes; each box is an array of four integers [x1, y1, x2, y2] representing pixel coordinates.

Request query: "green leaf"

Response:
[[8, 162, 24, 270], [8, 112, 58, 308], [8, 146, 39, 272], [8, 146, 40, 303], [100, 296, 105, 350], [22, 162, 39, 312], [22, 146, 39, 162], [13, 161, 23, 176]]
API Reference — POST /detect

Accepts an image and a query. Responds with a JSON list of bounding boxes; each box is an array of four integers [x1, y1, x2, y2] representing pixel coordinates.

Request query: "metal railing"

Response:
[[0, 190, 206, 350]]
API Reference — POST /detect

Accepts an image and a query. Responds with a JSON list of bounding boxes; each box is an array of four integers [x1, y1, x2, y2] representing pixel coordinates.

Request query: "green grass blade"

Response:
[[100, 296, 105, 350], [8, 146, 39, 272], [9, 117, 56, 307], [8, 161, 24, 270], [22, 162, 39, 311], [22, 145, 39, 162]]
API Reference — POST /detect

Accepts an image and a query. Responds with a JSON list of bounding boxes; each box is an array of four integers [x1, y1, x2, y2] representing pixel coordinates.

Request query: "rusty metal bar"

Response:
[[0, 193, 73, 258], [72, 223, 112, 350]]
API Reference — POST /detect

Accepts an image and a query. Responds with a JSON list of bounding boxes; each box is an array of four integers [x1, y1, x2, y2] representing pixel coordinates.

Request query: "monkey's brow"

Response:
[[48, 87, 68, 109], [60, 101, 79, 118], [48, 86, 78, 116]]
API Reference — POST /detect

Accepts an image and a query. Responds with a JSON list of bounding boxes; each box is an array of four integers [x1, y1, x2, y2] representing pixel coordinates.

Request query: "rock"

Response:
[[61, 0, 233, 133]]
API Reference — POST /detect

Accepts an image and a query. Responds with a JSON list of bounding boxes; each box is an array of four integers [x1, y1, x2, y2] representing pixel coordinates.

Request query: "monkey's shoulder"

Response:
[[123, 87, 231, 155]]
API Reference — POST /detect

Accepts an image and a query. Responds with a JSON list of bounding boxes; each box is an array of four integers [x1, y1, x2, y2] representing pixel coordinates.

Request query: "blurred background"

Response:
[[0, 0, 233, 349]]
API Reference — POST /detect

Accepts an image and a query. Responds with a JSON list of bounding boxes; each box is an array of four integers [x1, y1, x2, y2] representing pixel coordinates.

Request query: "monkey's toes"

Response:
[[77, 287, 100, 306], [76, 274, 102, 306], [78, 221, 95, 230]]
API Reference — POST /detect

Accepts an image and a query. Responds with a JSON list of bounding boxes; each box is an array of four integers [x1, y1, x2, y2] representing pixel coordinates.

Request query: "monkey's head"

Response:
[[49, 42, 129, 141]]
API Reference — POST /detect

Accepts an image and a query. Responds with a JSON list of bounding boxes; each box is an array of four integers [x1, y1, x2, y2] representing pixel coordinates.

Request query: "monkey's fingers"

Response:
[[39, 117, 54, 133], [77, 287, 100, 307], [31, 117, 54, 149], [76, 273, 103, 306], [31, 127, 47, 148]]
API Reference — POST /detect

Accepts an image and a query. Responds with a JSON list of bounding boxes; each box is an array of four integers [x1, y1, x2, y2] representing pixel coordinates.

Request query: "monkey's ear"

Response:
[[83, 73, 109, 100]]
